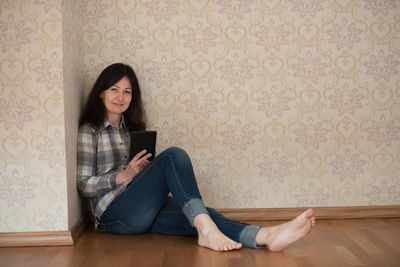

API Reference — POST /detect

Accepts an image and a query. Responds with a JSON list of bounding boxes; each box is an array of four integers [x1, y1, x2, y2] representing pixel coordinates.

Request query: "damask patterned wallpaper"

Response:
[[0, 0, 70, 232], [83, 0, 399, 209], [0, 0, 399, 232]]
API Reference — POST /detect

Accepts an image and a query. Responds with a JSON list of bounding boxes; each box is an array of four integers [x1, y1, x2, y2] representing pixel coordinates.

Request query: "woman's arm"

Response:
[[77, 125, 118, 198]]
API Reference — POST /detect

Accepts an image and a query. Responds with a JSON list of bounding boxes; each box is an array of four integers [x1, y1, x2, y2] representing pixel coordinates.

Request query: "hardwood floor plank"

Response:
[[333, 221, 379, 266], [333, 245, 365, 266], [351, 231, 383, 255]]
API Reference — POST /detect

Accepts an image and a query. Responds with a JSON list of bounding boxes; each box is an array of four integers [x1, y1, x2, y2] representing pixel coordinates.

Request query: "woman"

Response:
[[77, 63, 315, 252]]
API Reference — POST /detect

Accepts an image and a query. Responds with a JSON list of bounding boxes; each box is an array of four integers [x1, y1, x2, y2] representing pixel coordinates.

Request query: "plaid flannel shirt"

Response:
[[77, 118, 131, 228]]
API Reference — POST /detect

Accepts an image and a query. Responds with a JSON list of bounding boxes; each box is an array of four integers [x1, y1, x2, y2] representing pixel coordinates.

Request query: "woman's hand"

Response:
[[115, 149, 152, 184]]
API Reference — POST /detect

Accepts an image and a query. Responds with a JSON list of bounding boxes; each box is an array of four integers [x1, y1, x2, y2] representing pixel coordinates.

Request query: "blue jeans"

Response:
[[98, 147, 264, 248]]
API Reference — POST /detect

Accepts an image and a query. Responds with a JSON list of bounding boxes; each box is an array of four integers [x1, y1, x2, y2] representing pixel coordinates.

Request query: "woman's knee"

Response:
[[163, 147, 189, 160]]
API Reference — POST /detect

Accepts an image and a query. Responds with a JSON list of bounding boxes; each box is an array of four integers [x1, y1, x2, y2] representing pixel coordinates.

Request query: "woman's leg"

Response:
[[99, 147, 240, 251], [149, 198, 264, 249]]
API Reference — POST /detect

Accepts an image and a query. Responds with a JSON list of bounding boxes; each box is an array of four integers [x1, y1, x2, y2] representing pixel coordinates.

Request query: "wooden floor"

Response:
[[1, 218, 399, 267]]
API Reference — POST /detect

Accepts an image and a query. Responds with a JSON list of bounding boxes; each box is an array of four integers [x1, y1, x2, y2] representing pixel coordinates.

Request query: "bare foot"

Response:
[[256, 209, 315, 252], [194, 214, 242, 252]]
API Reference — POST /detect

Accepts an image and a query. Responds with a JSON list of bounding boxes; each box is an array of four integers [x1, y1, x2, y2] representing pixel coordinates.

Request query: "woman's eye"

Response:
[[124, 90, 132, 95]]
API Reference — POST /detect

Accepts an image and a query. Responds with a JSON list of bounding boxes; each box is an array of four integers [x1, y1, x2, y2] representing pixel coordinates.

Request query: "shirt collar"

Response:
[[101, 116, 127, 131]]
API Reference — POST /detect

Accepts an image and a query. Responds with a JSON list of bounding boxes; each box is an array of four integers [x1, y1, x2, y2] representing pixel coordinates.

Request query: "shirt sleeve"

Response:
[[77, 125, 118, 198]]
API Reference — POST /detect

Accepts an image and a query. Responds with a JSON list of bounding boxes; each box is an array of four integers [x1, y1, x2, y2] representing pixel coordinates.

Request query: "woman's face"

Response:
[[100, 76, 132, 118]]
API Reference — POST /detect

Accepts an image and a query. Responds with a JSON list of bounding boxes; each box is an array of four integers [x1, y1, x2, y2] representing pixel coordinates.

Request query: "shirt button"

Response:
[[120, 142, 123, 145]]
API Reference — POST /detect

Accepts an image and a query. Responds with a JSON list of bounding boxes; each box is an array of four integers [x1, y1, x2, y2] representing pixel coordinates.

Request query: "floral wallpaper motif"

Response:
[[0, 0, 399, 233], [0, 0, 82, 232], [81, 0, 399, 209], [0, 0, 66, 232]]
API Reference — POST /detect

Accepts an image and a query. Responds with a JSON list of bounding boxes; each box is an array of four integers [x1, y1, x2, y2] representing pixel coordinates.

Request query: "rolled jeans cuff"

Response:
[[239, 225, 266, 249], [182, 198, 209, 227]]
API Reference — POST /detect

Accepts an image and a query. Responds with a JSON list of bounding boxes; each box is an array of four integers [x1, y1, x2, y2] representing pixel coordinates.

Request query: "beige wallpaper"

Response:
[[83, 0, 400, 209], [0, 0, 85, 232], [0, 0, 70, 232], [0, 0, 399, 233], [62, 0, 83, 230]]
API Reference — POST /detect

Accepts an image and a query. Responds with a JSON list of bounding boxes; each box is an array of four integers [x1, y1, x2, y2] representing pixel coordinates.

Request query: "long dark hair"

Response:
[[79, 63, 146, 131]]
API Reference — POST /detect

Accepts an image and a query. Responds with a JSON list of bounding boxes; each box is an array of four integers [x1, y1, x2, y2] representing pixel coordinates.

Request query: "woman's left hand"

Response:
[[115, 149, 152, 184]]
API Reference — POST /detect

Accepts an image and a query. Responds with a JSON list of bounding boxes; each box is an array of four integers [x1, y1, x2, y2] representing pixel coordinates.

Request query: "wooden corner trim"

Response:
[[0, 231, 73, 247], [218, 205, 400, 221], [70, 217, 87, 244], [0, 217, 86, 247]]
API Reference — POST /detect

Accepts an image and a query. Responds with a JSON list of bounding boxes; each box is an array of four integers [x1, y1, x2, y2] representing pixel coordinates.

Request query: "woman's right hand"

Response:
[[115, 149, 152, 184]]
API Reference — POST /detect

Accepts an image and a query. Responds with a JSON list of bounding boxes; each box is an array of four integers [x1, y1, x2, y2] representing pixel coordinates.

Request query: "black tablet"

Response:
[[129, 131, 157, 161]]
